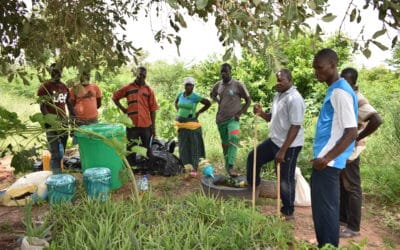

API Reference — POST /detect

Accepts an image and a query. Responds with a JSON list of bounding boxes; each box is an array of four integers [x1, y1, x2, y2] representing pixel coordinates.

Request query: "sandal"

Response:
[[340, 228, 360, 238]]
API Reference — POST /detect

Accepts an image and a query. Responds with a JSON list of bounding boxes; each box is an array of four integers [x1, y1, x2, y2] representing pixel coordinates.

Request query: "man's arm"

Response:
[[210, 83, 219, 103], [113, 98, 127, 113], [96, 97, 102, 109], [235, 95, 251, 119], [66, 93, 76, 118], [313, 89, 358, 170], [150, 111, 156, 136], [276, 125, 301, 163], [313, 127, 358, 170], [253, 104, 271, 122], [357, 113, 382, 141], [39, 103, 49, 115]]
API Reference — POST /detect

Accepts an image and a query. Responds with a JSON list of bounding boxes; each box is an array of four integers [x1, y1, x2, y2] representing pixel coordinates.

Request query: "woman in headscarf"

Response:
[[175, 77, 211, 177]]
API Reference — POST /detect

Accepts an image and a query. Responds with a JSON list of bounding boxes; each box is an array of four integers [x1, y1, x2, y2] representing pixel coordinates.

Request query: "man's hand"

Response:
[[151, 126, 156, 137], [275, 149, 286, 163], [253, 104, 263, 116], [234, 112, 241, 121], [312, 157, 329, 170]]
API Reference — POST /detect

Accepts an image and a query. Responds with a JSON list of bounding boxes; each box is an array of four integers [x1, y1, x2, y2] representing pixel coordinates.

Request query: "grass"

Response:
[[2, 66, 400, 248], [47, 192, 300, 250]]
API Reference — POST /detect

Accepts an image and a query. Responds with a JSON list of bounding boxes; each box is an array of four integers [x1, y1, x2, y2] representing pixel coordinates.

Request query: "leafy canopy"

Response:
[[1, 0, 400, 81]]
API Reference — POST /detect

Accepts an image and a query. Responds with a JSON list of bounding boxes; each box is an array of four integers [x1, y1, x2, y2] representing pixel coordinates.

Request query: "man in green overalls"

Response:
[[210, 63, 251, 177]]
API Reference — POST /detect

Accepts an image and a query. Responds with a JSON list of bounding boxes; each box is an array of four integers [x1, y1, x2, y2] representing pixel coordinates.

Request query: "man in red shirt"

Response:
[[112, 67, 159, 166], [69, 71, 102, 126], [37, 63, 73, 173]]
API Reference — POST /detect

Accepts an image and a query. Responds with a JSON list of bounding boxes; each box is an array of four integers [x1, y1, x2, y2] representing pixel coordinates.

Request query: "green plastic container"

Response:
[[83, 167, 111, 201], [45, 174, 76, 204], [75, 123, 125, 190]]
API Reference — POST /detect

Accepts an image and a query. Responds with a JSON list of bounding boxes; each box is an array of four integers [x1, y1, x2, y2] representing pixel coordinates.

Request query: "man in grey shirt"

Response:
[[246, 69, 305, 220], [210, 63, 251, 176]]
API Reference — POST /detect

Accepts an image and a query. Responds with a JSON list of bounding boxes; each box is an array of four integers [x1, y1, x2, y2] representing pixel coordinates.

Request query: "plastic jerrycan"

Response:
[[42, 150, 51, 171]]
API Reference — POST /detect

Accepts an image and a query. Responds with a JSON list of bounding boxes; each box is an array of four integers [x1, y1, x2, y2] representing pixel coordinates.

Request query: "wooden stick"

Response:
[[276, 162, 281, 216], [252, 115, 258, 208]]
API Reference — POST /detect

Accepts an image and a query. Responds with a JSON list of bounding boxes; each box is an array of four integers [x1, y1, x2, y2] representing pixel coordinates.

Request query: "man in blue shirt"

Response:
[[311, 48, 358, 248]]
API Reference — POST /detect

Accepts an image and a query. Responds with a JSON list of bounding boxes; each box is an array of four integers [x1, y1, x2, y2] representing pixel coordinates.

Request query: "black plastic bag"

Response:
[[132, 138, 183, 176]]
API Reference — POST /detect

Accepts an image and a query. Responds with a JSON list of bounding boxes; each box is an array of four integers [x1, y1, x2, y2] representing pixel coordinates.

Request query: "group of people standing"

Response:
[[37, 64, 102, 173], [37, 47, 381, 248]]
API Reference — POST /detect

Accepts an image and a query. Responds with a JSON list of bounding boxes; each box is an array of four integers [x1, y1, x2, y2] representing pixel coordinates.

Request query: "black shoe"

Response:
[[227, 165, 238, 177], [283, 214, 295, 221]]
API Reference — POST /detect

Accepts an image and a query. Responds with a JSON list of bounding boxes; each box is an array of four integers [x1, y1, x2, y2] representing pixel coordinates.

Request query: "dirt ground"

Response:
[[0, 159, 399, 249]]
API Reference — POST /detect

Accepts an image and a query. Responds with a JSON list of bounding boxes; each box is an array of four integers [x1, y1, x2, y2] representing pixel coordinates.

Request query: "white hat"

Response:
[[183, 77, 195, 85]]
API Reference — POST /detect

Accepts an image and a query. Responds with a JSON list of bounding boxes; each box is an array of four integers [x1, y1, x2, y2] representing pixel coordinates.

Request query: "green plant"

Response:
[[23, 202, 53, 240], [48, 192, 306, 249]]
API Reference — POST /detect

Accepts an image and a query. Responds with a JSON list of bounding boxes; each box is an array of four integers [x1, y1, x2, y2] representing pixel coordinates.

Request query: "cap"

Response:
[[183, 77, 195, 86]]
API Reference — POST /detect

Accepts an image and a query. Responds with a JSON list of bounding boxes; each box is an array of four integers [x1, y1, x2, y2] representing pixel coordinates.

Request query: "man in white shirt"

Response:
[[246, 69, 305, 220]]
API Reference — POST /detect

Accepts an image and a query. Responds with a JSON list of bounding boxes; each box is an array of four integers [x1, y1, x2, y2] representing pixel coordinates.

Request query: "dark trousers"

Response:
[[246, 138, 302, 216], [126, 127, 153, 164], [311, 167, 341, 248], [46, 130, 68, 174], [340, 157, 362, 231]]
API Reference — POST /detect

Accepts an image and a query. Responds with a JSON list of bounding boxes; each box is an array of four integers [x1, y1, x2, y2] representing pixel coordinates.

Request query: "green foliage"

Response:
[[235, 50, 275, 104], [0, 106, 26, 139], [387, 42, 400, 74], [353, 68, 400, 205], [282, 34, 351, 100], [3, 0, 398, 83], [23, 201, 53, 239], [48, 193, 301, 249], [148, 60, 190, 98], [190, 57, 222, 91], [10, 147, 40, 174]]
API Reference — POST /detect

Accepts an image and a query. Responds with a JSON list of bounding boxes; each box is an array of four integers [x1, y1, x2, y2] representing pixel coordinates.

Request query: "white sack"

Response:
[[294, 167, 311, 207]]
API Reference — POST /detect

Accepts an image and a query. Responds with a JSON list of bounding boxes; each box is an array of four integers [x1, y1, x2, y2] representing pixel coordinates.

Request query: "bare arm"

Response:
[[312, 127, 358, 170], [113, 98, 127, 113], [195, 98, 211, 117], [174, 97, 179, 111], [357, 113, 382, 141], [210, 83, 219, 103], [67, 93, 76, 117], [96, 97, 102, 109], [276, 125, 301, 163], [150, 111, 156, 136], [40, 103, 50, 115], [235, 95, 251, 119], [253, 104, 271, 122]]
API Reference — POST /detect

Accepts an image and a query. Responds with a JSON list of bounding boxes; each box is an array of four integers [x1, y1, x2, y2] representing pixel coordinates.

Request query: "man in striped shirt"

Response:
[[113, 67, 159, 166]]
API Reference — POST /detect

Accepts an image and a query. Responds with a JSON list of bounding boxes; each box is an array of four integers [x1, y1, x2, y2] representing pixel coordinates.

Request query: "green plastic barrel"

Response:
[[45, 174, 76, 204], [83, 167, 111, 201], [75, 123, 125, 190]]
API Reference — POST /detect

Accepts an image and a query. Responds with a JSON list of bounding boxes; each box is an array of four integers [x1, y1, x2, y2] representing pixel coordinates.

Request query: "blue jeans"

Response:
[[246, 138, 302, 216], [46, 130, 68, 174], [311, 166, 341, 248]]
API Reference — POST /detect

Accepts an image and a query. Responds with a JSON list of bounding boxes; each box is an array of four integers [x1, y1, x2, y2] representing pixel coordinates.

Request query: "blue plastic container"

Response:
[[83, 167, 111, 201], [45, 174, 76, 204]]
